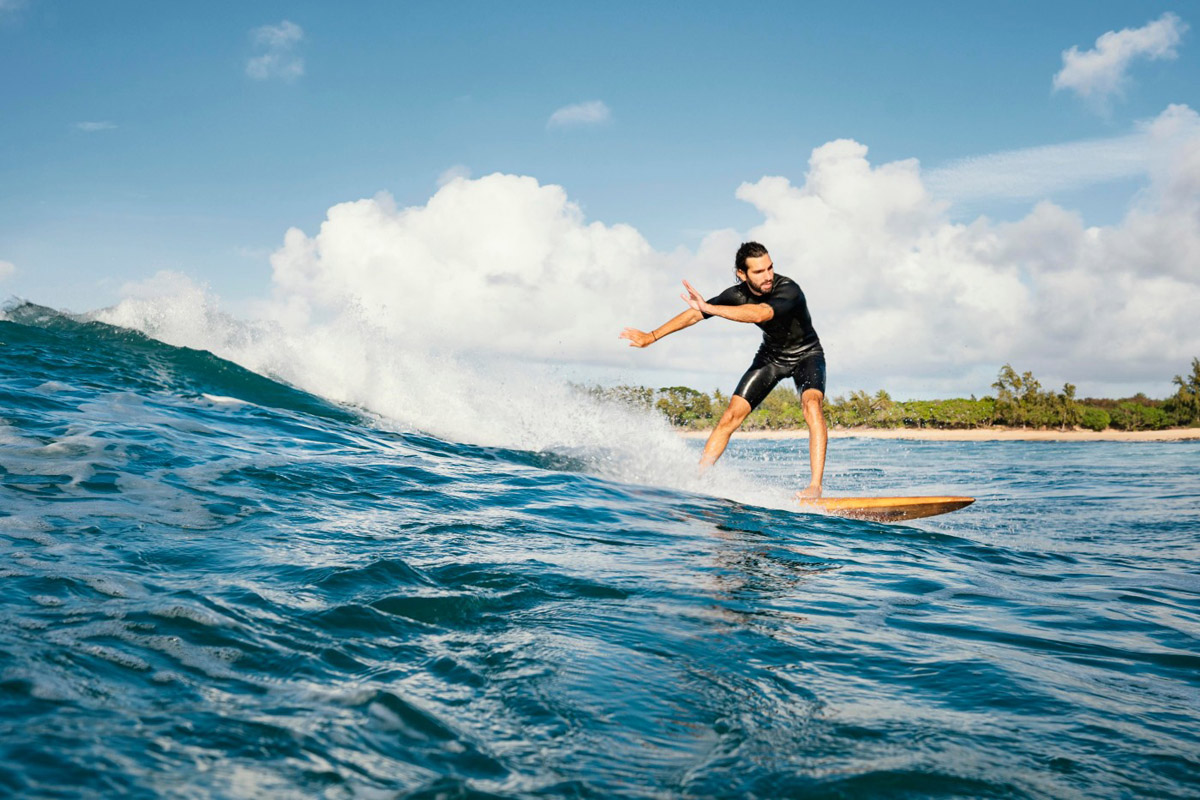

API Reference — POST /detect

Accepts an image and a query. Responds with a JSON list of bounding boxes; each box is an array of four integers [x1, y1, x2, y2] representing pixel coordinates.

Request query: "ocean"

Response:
[[1, 302, 1198, 799]]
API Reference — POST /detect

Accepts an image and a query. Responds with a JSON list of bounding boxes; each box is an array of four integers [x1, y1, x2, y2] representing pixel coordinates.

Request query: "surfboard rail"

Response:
[[798, 495, 975, 522]]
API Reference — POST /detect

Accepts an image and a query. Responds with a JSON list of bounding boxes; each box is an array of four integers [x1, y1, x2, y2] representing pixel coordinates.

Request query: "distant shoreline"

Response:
[[675, 426, 1200, 442]]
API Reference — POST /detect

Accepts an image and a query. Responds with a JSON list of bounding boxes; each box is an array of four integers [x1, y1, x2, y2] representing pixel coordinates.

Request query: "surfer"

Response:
[[620, 241, 827, 497]]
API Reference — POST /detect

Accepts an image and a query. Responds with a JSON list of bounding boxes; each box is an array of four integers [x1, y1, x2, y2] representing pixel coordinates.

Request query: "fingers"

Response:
[[619, 328, 647, 347]]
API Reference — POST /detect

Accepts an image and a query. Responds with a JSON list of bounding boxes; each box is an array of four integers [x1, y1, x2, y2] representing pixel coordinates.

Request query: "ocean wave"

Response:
[[1, 302, 1198, 798]]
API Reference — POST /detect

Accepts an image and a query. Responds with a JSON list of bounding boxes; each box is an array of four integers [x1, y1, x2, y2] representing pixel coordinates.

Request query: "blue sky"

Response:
[[2, 2, 1198, 397], [2, 1, 1192, 304]]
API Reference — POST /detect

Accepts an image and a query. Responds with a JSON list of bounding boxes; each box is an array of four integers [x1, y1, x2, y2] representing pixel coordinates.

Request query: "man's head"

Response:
[[734, 241, 774, 296]]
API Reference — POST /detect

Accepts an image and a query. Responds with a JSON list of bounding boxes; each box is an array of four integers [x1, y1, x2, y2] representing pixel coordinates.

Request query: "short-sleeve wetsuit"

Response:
[[703, 274, 825, 409]]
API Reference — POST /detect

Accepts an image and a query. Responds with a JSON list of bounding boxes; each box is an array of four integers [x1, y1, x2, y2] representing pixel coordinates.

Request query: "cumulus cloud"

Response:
[[721, 105, 1200, 395], [547, 100, 611, 129], [252, 107, 1200, 397], [73, 121, 117, 132], [265, 175, 667, 362], [0, 260, 15, 281], [99, 106, 1200, 408], [1053, 13, 1187, 102], [437, 165, 472, 186], [246, 20, 305, 81]]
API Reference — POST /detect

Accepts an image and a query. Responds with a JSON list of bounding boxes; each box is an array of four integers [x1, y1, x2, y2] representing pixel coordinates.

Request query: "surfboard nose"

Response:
[[798, 496, 975, 522]]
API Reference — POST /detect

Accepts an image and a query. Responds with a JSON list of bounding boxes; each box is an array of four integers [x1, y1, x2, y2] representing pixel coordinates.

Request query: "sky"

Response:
[[2, 1, 1199, 400]]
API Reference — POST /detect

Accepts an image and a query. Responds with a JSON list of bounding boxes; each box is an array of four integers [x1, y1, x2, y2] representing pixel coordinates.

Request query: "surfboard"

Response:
[[798, 496, 975, 522]]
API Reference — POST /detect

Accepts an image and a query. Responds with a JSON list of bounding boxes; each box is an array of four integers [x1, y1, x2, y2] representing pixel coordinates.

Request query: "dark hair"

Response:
[[734, 241, 769, 274]]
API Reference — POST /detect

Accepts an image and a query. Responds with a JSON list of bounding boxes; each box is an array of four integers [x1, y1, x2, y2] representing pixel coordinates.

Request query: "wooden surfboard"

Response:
[[798, 496, 975, 522]]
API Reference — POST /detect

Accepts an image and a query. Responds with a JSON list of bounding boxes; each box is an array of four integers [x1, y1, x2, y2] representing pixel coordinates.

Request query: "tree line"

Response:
[[586, 359, 1200, 432]]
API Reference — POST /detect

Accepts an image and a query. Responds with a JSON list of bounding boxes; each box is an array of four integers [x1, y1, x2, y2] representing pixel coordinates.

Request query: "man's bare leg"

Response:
[[700, 395, 752, 469], [797, 388, 827, 498]]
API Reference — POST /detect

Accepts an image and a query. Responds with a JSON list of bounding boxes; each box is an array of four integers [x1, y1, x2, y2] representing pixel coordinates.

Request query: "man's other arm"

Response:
[[619, 308, 704, 348]]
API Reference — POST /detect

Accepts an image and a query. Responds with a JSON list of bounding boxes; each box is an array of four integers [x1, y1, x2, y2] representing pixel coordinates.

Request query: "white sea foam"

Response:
[[199, 394, 249, 406], [90, 282, 792, 509], [95, 289, 785, 506]]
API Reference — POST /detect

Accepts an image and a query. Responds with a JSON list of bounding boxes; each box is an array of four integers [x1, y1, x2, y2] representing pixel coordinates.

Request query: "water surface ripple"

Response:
[[1, 309, 1198, 798]]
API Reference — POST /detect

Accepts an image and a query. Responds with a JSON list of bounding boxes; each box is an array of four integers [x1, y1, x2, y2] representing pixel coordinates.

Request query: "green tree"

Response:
[[1058, 383, 1081, 430], [897, 398, 995, 428], [655, 386, 715, 428], [848, 389, 875, 422], [993, 365, 1029, 426], [1110, 401, 1170, 431], [1167, 357, 1200, 425], [1079, 406, 1110, 431], [746, 387, 805, 429], [1023, 372, 1061, 427], [992, 365, 1067, 428], [596, 384, 654, 409], [827, 389, 901, 427]]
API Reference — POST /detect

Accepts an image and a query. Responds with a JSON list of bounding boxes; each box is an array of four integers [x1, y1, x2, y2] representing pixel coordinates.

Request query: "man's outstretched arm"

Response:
[[681, 280, 773, 324], [619, 308, 704, 348]]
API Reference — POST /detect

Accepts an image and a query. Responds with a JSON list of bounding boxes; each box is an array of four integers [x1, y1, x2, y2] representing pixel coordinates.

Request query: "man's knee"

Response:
[[802, 390, 825, 423], [720, 396, 753, 428]]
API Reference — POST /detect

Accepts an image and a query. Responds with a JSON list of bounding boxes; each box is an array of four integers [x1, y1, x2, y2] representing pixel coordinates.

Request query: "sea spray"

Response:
[[89, 286, 793, 508]]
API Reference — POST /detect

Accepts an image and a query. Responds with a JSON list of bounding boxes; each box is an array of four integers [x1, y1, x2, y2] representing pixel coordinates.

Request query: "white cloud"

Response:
[[927, 108, 1200, 209], [547, 100, 611, 129], [1053, 13, 1187, 102], [0, 260, 15, 281], [437, 165, 472, 186], [927, 132, 1152, 202], [264, 174, 667, 362], [96, 106, 1200, 426], [723, 105, 1200, 395], [73, 121, 117, 132], [246, 20, 305, 82]]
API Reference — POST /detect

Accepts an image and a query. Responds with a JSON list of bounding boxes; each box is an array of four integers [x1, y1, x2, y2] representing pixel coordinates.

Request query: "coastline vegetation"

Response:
[[588, 359, 1200, 433]]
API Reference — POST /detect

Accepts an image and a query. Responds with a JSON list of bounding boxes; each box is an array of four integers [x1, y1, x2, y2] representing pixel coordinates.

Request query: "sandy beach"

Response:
[[676, 426, 1200, 443]]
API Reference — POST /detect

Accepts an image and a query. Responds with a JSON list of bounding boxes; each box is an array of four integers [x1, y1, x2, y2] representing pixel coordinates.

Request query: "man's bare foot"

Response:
[[795, 485, 823, 500]]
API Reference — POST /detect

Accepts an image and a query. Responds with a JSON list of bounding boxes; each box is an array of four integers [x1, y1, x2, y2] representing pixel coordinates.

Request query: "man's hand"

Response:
[[620, 308, 704, 349], [680, 280, 710, 315], [619, 328, 655, 348]]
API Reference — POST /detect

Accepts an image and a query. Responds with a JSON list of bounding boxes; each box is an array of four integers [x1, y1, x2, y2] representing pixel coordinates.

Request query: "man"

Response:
[[619, 241, 827, 498]]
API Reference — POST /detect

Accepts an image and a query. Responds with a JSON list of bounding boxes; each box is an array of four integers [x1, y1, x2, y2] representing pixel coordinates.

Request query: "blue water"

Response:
[[2, 305, 1199, 799]]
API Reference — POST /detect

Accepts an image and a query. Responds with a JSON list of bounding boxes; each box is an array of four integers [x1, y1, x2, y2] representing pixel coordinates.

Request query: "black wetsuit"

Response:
[[703, 274, 825, 409]]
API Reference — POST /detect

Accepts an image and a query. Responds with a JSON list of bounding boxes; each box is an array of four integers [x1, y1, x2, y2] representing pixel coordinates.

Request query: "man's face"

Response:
[[740, 254, 775, 296]]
